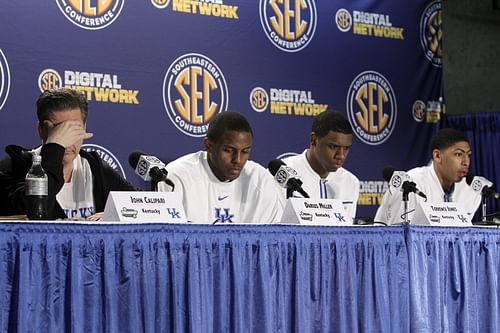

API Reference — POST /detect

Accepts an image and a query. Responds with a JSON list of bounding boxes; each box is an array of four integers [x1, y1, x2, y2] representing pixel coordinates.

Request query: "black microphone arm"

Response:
[[483, 187, 500, 200], [402, 181, 427, 200], [288, 178, 310, 198]]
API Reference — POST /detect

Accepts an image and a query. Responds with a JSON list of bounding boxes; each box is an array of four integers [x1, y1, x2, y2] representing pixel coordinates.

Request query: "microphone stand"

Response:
[[481, 193, 488, 223], [402, 189, 410, 224], [286, 188, 310, 199], [151, 176, 175, 192], [149, 168, 170, 192], [151, 180, 159, 192]]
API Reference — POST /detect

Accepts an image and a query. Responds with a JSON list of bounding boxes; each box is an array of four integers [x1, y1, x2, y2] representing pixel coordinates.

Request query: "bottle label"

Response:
[[26, 178, 48, 196]]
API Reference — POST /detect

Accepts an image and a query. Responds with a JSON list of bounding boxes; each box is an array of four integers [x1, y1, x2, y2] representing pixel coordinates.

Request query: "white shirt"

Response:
[[56, 155, 95, 219], [282, 150, 360, 219], [158, 151, 284, 224], [375, 163, 482, 225]]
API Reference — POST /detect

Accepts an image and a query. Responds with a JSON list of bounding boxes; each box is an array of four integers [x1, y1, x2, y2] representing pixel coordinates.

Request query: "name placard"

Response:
[[412, 201, 472, 226], [280, 198, 353, 226], [103, 191, 187, 223]]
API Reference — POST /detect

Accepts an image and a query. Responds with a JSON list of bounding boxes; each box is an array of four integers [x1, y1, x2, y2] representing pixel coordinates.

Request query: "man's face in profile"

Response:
[[433, 140, 471, 185]]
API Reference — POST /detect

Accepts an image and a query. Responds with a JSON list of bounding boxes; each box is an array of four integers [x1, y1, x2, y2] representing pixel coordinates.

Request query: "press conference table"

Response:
[[0, 222, 498, 332]]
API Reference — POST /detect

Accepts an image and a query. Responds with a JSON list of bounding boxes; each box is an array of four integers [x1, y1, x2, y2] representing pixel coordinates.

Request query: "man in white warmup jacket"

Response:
[[282, 110, 360, 219], [375, 128, 482, 225], [158, 111, 284, 224]]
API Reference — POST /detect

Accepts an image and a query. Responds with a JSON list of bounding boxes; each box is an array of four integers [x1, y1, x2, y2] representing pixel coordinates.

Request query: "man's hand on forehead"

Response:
[[44, 119, 93, 148]]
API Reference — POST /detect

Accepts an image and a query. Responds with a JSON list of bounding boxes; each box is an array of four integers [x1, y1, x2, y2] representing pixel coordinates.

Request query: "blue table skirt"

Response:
[[0, 223, 498, 332]]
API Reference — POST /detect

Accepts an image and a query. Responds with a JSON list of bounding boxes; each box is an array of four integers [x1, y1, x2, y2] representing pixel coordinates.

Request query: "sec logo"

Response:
[[346, 71, 397, 145], [163, 53, 229, 137], [259, 0, 317, 52], [56, 0, 125, 30]]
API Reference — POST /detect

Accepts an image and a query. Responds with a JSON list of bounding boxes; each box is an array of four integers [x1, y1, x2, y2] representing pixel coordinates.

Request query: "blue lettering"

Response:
[[334, 213, 346, 223], [215, 208, 234, 223], [167, 208, 181, 219]]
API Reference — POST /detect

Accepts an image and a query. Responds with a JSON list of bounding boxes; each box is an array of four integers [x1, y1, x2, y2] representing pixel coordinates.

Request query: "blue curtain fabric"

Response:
[[441, 112, 500, 215], [407, 225, 500, 332], [0, 223, 408, 333]]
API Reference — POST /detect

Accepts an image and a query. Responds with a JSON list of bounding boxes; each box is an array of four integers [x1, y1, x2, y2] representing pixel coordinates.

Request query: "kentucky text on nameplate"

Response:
[[103, 191, 187, 223], [412, 201, 472, 226], [280, 198, 353, 226]]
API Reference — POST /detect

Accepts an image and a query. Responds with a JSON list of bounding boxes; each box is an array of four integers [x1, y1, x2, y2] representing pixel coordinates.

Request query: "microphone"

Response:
[[268, 159, 310, 198], [382, 166, 427, 200], [466, 175, 499, 199], [128, 151, 175, 191], [128, 151, 168, 182]]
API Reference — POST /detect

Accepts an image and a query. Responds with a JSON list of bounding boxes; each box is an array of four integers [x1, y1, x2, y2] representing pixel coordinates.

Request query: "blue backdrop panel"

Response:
[[0, 1, 445, 217]]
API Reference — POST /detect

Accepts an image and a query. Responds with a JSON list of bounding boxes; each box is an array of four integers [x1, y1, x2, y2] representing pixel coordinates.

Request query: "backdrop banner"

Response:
[[0, 1, 444, 217]]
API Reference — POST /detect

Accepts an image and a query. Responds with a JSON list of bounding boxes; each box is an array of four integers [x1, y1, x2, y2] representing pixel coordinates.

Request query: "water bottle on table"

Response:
[[25, 153, 49, 220]]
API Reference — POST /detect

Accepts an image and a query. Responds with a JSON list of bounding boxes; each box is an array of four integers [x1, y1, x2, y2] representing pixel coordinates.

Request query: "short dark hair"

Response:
[[311, 110, 353, 138], [430, 128, 469, 151], [206, 111, 253, 143], [36, 88, 88, 123]]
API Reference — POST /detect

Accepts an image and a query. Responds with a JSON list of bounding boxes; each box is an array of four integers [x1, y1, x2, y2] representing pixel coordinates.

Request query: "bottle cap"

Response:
[[31, 153, 41, 162]]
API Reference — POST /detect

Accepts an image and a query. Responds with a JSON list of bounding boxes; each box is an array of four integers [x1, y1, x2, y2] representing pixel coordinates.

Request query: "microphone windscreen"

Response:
[[382, 166, 396, 182], [268, 159, 285, 176], [465, 175, 475, 186], [128, 151, 144, 169]]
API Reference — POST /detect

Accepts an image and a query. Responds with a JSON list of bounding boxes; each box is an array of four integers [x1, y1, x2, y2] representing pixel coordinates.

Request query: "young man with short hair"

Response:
[[375, 128, 481, 224], [158, 111, 284, 223], [281, 110, 360, 219]]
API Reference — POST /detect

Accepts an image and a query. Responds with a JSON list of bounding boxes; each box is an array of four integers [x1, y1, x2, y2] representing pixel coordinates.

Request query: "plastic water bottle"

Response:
[[25, 153, 49, 220]]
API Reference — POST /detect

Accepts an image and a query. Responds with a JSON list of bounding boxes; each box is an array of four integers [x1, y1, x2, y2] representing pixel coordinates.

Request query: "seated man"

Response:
[[0, 88, 137, 220], [281, 110, 359, 219], [158, 111, 283, 223], [375, 128, 482, 225]]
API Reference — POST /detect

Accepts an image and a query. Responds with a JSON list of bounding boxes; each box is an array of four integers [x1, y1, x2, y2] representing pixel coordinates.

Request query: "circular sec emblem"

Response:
[[471, 179, 482, 192], [151, 0, 170, 9], [276, 169, 288, 185], [346, 70, 397, 145], [335, 9, 352, 32], [412, 100, 426, 122], [163, 53, 229, 137], [56, 0, 125, 30], [249, 87, 269, 113], [137, 159, 148, 177], [420, 0, 442, 67], [38, 69, 62, 92], [259, 0, 317, 52], [391, 175, 402, 188]]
